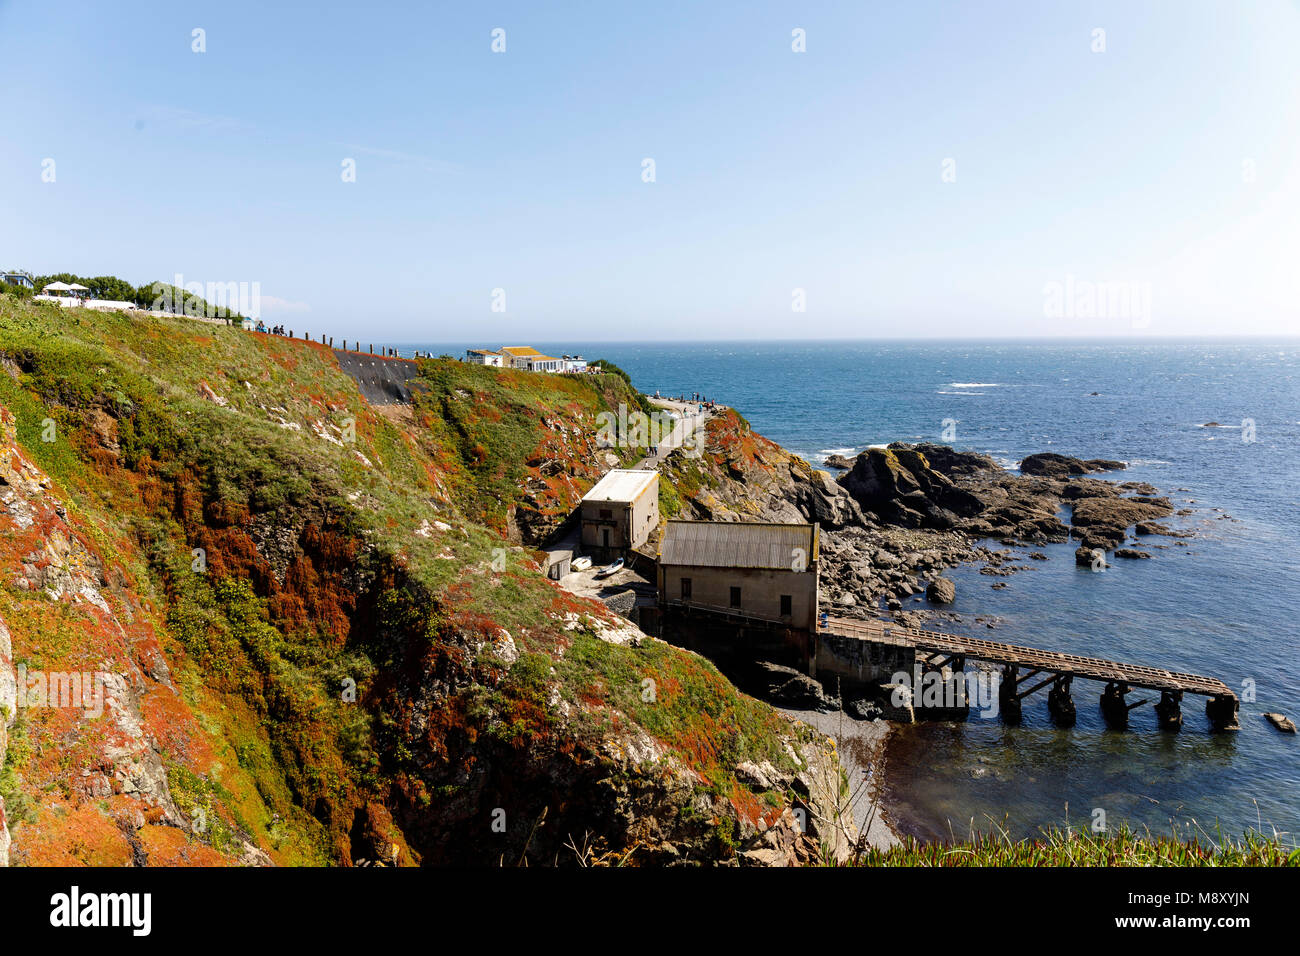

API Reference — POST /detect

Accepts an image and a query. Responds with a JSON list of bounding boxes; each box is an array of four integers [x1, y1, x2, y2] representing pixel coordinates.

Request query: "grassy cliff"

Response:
[[0, 295, 853, 866]]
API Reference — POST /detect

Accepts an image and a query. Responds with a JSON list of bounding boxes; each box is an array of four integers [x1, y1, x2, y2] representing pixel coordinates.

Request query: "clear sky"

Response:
[[2, 1, 1298, 340]]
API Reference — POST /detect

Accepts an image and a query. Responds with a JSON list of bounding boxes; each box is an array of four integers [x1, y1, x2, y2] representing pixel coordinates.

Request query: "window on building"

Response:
[[780, 594, 792, 617], [729, 586, 741, 609], [681, 578, 692, 600], [599, 508, 612, 519]]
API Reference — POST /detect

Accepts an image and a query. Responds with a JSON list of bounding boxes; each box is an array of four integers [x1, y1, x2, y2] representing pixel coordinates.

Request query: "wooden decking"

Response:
[[822, 615, 1234, 700]]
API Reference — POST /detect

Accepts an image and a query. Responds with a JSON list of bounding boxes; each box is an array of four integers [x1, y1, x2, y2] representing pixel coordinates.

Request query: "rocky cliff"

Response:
[[0, 297, 856, 866]]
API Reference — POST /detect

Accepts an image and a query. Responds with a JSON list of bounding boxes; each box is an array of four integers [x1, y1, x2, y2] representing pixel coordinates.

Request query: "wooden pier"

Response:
[[821, 615, 1239, 731]]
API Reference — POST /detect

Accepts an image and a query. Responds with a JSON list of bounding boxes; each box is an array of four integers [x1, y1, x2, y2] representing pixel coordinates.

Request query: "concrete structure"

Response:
[[657, 521, 819, 632], [560, 354, 587, 373], [466, 348, 505, 367], [1, 271, 34, 289], [580, 469, 659, 555]]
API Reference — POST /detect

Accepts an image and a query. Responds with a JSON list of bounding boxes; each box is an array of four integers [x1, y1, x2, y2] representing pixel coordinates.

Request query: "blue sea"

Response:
[[410, 338, 1300, 846]]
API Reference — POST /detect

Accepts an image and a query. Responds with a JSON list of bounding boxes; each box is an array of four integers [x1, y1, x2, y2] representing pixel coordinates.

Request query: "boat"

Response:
[[594, 558, 625, 578], [571, 556, 592, 572]]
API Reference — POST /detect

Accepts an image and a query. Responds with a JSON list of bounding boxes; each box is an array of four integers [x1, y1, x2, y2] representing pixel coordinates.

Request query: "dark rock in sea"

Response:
[[1264, 713, 1297, 734], [926, 576, 956, 604], [1070, 495, 1174, 550], [839, 447, 983, 529], [1060, 477, 1121, 500], [898, 442, 1002, 477], [1075, 546, 1105, 567], [1019, 452, 1127, 478], [1202, 422, 1224, 428], [1113, 549, 1152, 560], [1119, 481, 1160, 495], [824, 453, 855, 470]]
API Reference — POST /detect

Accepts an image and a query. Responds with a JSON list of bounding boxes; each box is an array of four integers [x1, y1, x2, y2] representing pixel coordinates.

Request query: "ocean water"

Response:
[[411, 339, 1300, 846]]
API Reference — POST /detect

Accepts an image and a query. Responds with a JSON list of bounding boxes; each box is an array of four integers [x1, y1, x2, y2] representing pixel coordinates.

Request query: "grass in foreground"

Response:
[[847, 824, 1298, 867]]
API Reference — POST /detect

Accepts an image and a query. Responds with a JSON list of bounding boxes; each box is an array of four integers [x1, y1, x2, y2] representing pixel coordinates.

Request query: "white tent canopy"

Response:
[[42, 281, 73, 292], [67, 283, 89, 291]]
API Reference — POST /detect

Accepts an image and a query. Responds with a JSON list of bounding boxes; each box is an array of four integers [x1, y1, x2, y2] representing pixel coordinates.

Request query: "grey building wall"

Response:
[[658, 563, 818, 632]]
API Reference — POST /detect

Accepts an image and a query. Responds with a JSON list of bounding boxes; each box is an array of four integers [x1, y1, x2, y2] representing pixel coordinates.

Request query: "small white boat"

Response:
[[595, 558, 625, 578], [571, 556, 592, 572]]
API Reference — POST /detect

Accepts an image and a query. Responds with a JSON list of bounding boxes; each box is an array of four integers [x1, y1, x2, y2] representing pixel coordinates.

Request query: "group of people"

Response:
[[653, 389, 718, 410], [254, 322, 289, 335]]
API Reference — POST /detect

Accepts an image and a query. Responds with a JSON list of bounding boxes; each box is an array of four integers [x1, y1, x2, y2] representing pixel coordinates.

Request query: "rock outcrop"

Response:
[[659, 410, 863, 529], [925, 576, 956, 604], [661, 423, 1186, 621], [1019, 453, 1126, 478], [838, 447, 984, 529]]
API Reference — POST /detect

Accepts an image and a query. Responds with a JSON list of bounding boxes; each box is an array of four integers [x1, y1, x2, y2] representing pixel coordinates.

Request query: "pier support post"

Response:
[[1047, 675, 1076, 727], [1155, 690, 1183, 732], [1101, 681, 1130, 729], [999, 665, 1021, 725], [1206, 694, 1240, 732]]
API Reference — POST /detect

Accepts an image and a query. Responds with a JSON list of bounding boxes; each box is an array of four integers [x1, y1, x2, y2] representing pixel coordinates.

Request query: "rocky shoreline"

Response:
[[813, 443, 1197, 625], [662, 417, 1200, 628]]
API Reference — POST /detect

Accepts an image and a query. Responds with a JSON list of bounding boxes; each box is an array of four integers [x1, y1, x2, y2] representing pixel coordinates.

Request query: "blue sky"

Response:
[[2, 0, 1298, 340]]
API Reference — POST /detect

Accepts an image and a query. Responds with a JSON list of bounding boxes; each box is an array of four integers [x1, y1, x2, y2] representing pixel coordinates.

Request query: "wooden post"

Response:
[[1206, 694, 1240, 732], [999, 665, 1022, 724], [1048, 675, 1076, 727], [1101, 681, 1132, 729], [1156, 690, 1183, 732]]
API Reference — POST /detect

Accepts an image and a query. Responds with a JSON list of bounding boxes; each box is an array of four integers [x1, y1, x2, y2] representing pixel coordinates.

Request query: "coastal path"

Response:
[[633, 398, 718, 469]]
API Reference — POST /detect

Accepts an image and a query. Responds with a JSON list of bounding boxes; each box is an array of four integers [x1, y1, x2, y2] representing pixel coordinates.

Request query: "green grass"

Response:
[[849, 824, 1297, 866], [554, 629, 810, 795]]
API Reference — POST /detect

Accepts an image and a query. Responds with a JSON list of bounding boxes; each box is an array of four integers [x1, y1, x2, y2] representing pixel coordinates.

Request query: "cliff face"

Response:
[[659, 409, 863, 528], [0, 298, 854, 866]]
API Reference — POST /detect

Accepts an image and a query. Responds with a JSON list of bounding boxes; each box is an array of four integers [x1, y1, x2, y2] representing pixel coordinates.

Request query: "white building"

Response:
[[466, 349, 505, 367], [561, 354, 587, 373], [525, 355, 563, 373], [580, 469, 660, 555]]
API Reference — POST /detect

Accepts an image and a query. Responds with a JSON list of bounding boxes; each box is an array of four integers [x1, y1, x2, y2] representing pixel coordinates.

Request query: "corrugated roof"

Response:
[[582, 469, 658, 503], [660, 521, 818, 571]]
